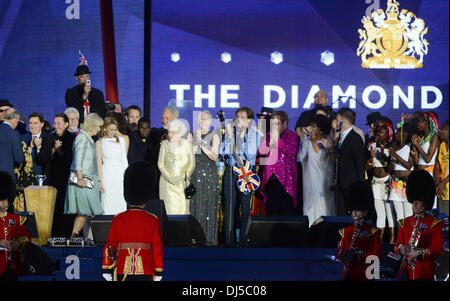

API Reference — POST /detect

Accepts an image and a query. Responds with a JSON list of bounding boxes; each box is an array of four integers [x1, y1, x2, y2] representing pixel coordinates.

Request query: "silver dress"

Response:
[[189, 132, 220, 246]]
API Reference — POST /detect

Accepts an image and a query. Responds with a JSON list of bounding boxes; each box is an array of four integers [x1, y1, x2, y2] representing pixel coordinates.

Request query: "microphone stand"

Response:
[[228, 126, 236, 248], [334, 126, 342, 216]]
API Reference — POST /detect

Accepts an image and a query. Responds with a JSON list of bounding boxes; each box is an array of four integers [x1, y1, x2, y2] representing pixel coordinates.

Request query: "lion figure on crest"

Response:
[[404, 18, 429, 63]]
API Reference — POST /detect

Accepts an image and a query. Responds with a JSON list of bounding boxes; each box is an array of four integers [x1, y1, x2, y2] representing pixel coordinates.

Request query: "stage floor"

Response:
[[20, 246, 344, 281]]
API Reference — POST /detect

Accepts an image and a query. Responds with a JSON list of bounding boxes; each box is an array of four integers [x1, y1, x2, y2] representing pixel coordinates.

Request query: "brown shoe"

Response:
[[389, 227, 396, 244], [380, 228, 385, 243]]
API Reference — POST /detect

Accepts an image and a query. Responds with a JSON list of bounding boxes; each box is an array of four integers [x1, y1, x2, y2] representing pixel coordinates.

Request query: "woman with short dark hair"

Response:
[[298, 114, 335, 226]]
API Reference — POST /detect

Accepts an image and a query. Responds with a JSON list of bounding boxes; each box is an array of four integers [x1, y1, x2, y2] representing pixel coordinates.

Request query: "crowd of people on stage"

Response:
[[0, 63, 448, 281], [0, 64, 449, 249]]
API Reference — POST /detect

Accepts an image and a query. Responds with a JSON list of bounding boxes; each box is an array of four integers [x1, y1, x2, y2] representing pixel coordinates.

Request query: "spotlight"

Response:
[[321, 50, 335, 66], [271, 51, 283, 64], [221, 52, 232, 63], [171, 53, 180, 62]]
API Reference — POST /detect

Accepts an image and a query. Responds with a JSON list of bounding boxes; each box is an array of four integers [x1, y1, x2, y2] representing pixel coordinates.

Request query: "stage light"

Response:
[[321, 50, 335, 66], [171, 52, 180, 62], [271, 51, 283, 64], [221, 52, 232, 63]]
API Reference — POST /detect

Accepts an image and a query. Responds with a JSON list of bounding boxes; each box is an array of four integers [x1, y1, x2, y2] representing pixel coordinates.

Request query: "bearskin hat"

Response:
[[348, 180, 374, 212], [0, 171, 15, 203], [406, 170, 435, 210], [123, 161, 156, 205]]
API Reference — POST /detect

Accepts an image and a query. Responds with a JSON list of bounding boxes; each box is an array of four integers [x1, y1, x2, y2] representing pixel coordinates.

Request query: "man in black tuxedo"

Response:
[[65, 65, 106, 124], [335, 108, 366, 216], [21, 112, 52, 179], [127, 117, 160, 197], [128, 117, 158, 165]]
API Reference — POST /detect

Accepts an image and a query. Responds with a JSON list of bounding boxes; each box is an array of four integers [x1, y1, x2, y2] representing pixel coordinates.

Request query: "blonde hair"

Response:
[[198, 110, 212, 122], [100, 116, 119, 142], [81, 113, 104, 133]]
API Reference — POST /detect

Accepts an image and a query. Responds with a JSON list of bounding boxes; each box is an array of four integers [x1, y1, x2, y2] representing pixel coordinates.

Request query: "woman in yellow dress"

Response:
[[158, 119, 195, 215]]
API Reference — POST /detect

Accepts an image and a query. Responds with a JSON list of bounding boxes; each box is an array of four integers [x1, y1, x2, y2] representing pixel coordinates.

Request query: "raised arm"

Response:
[[412, 134, 439, 164]]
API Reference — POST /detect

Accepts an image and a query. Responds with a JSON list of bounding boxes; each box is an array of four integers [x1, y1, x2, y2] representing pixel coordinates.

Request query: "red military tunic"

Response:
[[337, 223, 382, 281], [395, 214, 444, 280], [0, 212, 31, 277], [102, 208, 163, 279]]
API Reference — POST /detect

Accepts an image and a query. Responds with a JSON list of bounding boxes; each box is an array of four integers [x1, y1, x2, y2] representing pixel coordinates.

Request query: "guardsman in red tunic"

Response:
[[0, 172, 31, 281], [337, 180, 382, 281], [102, 162, 163, 281], [395, 170, 444, 281]]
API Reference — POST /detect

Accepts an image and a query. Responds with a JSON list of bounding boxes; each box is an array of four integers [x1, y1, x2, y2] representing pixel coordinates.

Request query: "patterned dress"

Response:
[[189, 132, 220, 246], [13, 141, 34, 212]]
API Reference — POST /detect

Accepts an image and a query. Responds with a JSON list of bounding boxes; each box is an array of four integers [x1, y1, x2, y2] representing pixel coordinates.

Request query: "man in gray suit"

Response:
[[0, 108, 24, 182]]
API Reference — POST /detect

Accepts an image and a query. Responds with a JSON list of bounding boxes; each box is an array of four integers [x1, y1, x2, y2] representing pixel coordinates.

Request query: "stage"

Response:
[[20, 246, 344, 281]]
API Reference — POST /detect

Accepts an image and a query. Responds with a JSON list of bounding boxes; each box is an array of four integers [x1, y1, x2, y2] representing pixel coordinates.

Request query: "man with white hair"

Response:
[[64, 107, 81, 135], [0, 108, 24, 181], [155, 106, 179, 142]]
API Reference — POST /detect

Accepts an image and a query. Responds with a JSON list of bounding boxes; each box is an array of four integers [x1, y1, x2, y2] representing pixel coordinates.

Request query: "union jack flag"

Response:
[[78, 50, 88, 65], [233, 159, 260, 195]]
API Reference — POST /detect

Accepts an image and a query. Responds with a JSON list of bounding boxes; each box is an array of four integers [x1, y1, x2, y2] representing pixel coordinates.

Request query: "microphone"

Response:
[[83, 79, 91, 100]]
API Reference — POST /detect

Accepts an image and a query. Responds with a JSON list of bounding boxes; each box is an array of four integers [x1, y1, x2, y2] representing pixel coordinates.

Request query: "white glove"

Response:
[[103, 273, 113, 281], [153, 276, 162, 281]]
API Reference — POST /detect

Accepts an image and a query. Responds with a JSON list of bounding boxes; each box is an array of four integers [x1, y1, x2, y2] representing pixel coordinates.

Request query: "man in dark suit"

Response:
[[128, 117, 160, 197], [21, 112, 51, 179], [65, 65, 106, 124], [0, 108, 24, 182], [335, 108, 366, 216], [125, 105, 142, 134]]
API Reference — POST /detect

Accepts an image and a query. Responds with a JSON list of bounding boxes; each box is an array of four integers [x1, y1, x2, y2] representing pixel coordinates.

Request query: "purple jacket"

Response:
[[258, 128, 300, 207]]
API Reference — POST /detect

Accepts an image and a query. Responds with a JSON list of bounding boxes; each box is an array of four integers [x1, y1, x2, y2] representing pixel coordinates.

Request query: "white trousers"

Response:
[[392, 201, 413, 222], [372, 176, 394, 228]]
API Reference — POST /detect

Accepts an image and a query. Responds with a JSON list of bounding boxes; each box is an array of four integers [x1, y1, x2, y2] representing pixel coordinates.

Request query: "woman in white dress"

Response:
[[96, 117, 129, 215], [299, 115, 335, 227]]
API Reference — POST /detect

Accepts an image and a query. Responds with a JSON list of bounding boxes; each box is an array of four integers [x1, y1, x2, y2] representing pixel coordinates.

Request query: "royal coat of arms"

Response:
[[357, 0, 429, 68]]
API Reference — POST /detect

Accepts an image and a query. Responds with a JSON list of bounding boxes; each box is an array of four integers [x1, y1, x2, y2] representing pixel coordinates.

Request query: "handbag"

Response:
[[69, 171, 94, 189], [184, 176, 196, 199]]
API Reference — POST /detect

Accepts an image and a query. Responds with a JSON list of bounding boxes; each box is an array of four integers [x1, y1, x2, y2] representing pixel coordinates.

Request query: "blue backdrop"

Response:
[[0, 0, 448, 132]]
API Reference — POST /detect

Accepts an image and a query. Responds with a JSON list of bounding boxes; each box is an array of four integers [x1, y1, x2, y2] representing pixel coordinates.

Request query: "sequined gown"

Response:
[[158, 138, 195, 215], [189, 132, 220, 246]]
